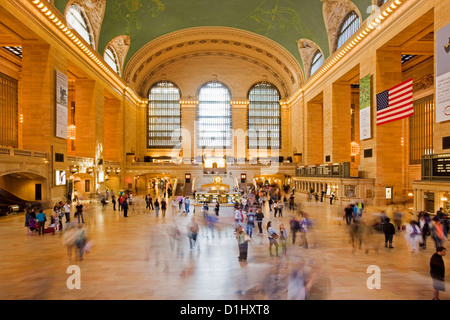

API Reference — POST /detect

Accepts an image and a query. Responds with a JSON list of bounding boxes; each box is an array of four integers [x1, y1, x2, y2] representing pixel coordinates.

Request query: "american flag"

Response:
[[376, 78, 414, 126]]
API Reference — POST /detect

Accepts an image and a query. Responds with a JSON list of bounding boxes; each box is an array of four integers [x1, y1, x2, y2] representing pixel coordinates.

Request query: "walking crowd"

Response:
[[20, 183, 449, 300]]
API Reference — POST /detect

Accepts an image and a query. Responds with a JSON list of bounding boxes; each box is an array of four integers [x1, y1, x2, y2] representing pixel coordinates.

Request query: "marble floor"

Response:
[[0, 193, 446, 300]]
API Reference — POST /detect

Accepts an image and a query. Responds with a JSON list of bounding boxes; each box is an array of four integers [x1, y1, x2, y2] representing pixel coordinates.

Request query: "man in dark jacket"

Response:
[[382, 217, 396, 248], [430, 247, 446, 300], [344, 205, 353, 225]]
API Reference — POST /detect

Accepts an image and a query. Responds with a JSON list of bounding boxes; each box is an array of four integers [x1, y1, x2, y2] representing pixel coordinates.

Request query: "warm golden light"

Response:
[[68, 124, 76, 140], [350, 141, 361, 156]]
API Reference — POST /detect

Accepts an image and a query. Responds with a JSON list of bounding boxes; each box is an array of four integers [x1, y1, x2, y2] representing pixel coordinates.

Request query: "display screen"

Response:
[[56, 170, 66, 186]]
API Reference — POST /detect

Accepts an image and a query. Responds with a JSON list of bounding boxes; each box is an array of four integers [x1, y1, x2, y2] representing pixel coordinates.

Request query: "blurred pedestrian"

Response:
[[112, 195, 116, 211], [122, 197, 129, 217], [187, 217, 199, 251], [36, 210, 46, 236], [419, 214, 431, 249], [161, 198, 167, 217], [154, 199, 160, 217], [344, 204, 353, 225], [171, 197, 178, 215], [201, 202, 209, 218], [393, 209, 403, 231], [279, 223, 288, 255], [63, 201, 71, 223], [290, 216, 300, 244], [214, 202, 220, 217], [382, 217, 396, 248], [246, 209, 255, 238], [430, 247, 446, 300], [62, 224, 77, 262], [75, 224, 88, 260], [267, 221, 279, 257], [75, 201, 84, 224], [277, 201, 283, 217], [299, 213, 311, 248], [405, 220, 422, 253], [431, 216, 447, 249], [236, 225, 249, 262], [256, 209, 264, 236]]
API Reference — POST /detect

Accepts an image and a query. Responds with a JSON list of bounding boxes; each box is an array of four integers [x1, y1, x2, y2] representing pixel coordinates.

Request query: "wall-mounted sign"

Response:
[[359, 74, 372, 140], [55, 170, 66, 186], [436, 23, 450, 123], [385, 187, 393, 200], [56, 70, 68, 139]]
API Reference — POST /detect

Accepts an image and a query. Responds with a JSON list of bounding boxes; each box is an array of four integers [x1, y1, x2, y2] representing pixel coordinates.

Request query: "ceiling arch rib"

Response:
[[124, 27, 304, 100]]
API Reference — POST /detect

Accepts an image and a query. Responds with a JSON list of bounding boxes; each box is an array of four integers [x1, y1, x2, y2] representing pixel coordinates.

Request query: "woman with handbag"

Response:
[[236, 225, 249, 262], [267, 221, 279, 256]]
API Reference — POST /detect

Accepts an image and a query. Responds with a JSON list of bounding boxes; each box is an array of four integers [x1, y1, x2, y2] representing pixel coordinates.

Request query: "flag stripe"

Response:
[[378, 106, 415, 121], [377, 110, 415, 125], [378, 99, 413, 116], [376, 78, 414, 126]]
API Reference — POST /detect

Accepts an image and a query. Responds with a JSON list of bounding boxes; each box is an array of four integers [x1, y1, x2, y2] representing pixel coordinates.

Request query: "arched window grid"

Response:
[[197, 81, 232, 149], [247, 82, 281, 150], [310, 50, 324, 77], [336, 11, 360, 51], [66, 4, 95, 49], [147, 81, 182, 149], [104, 47, 120, 75]]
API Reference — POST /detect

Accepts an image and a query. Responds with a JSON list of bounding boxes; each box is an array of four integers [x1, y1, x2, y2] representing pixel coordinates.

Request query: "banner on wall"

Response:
[[56, 70, 68, 139], [359, 74, 372, 140], [436, 23, 450, 123]]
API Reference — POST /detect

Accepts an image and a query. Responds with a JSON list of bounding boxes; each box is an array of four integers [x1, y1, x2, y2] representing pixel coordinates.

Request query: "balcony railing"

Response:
[[295, 162, 351, 178]]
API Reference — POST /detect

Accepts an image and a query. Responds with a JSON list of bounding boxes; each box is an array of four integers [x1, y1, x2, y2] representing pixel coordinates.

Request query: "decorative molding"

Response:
[[297, 39, 323, 79], [322, 0, 361, 54], [124, 27, 304, 97], [412, 73, 434, 93], [66, 0, 106, 50], [107, 35, 130, 76], [138, 51, 290, 98]]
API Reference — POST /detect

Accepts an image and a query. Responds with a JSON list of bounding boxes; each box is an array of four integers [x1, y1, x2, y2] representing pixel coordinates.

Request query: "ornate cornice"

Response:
[[124, 27, 304, 96], [322, 0, 362, 54], [297, 39, 324, 80], [138, 51, 291, 98]]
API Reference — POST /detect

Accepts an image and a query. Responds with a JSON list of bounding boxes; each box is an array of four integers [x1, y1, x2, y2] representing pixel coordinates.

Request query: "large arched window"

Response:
[[197, 82, 232, 149], [336, 11, 360, 51], [104, 46, 120, 75], [248, 82, 281, 150], [310, 50, 324, 76], [148, 81, 181, 149], [66, 4, 94, 48]]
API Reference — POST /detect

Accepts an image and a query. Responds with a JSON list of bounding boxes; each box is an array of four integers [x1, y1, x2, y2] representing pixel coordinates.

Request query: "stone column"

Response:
[[231, 99, 248, 161], [305, 97, 324, 165], [373, 49, 404, 206], [179, 99, 198, 162]]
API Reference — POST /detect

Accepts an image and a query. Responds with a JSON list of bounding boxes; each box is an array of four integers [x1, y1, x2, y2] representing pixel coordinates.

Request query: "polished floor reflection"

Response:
[[0, 193, 446, 300]]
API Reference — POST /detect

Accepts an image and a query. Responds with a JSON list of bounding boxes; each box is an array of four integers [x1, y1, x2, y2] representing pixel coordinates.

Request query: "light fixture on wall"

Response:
[[70, 165, 79, 173], [68, 124, 76, 140], [350, 141, 361, 156]]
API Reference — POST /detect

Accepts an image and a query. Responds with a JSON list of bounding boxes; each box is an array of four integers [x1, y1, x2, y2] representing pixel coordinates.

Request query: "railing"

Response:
[[0, 146, 48, 160], [295, 162, 351, 178]]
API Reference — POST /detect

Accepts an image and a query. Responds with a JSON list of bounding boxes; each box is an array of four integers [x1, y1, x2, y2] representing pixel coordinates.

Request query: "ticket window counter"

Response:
[[196, 192, 241, 205]]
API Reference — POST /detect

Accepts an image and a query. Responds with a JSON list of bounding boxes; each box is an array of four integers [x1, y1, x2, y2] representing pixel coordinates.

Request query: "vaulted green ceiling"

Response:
[[54, 0, 373, 71]]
